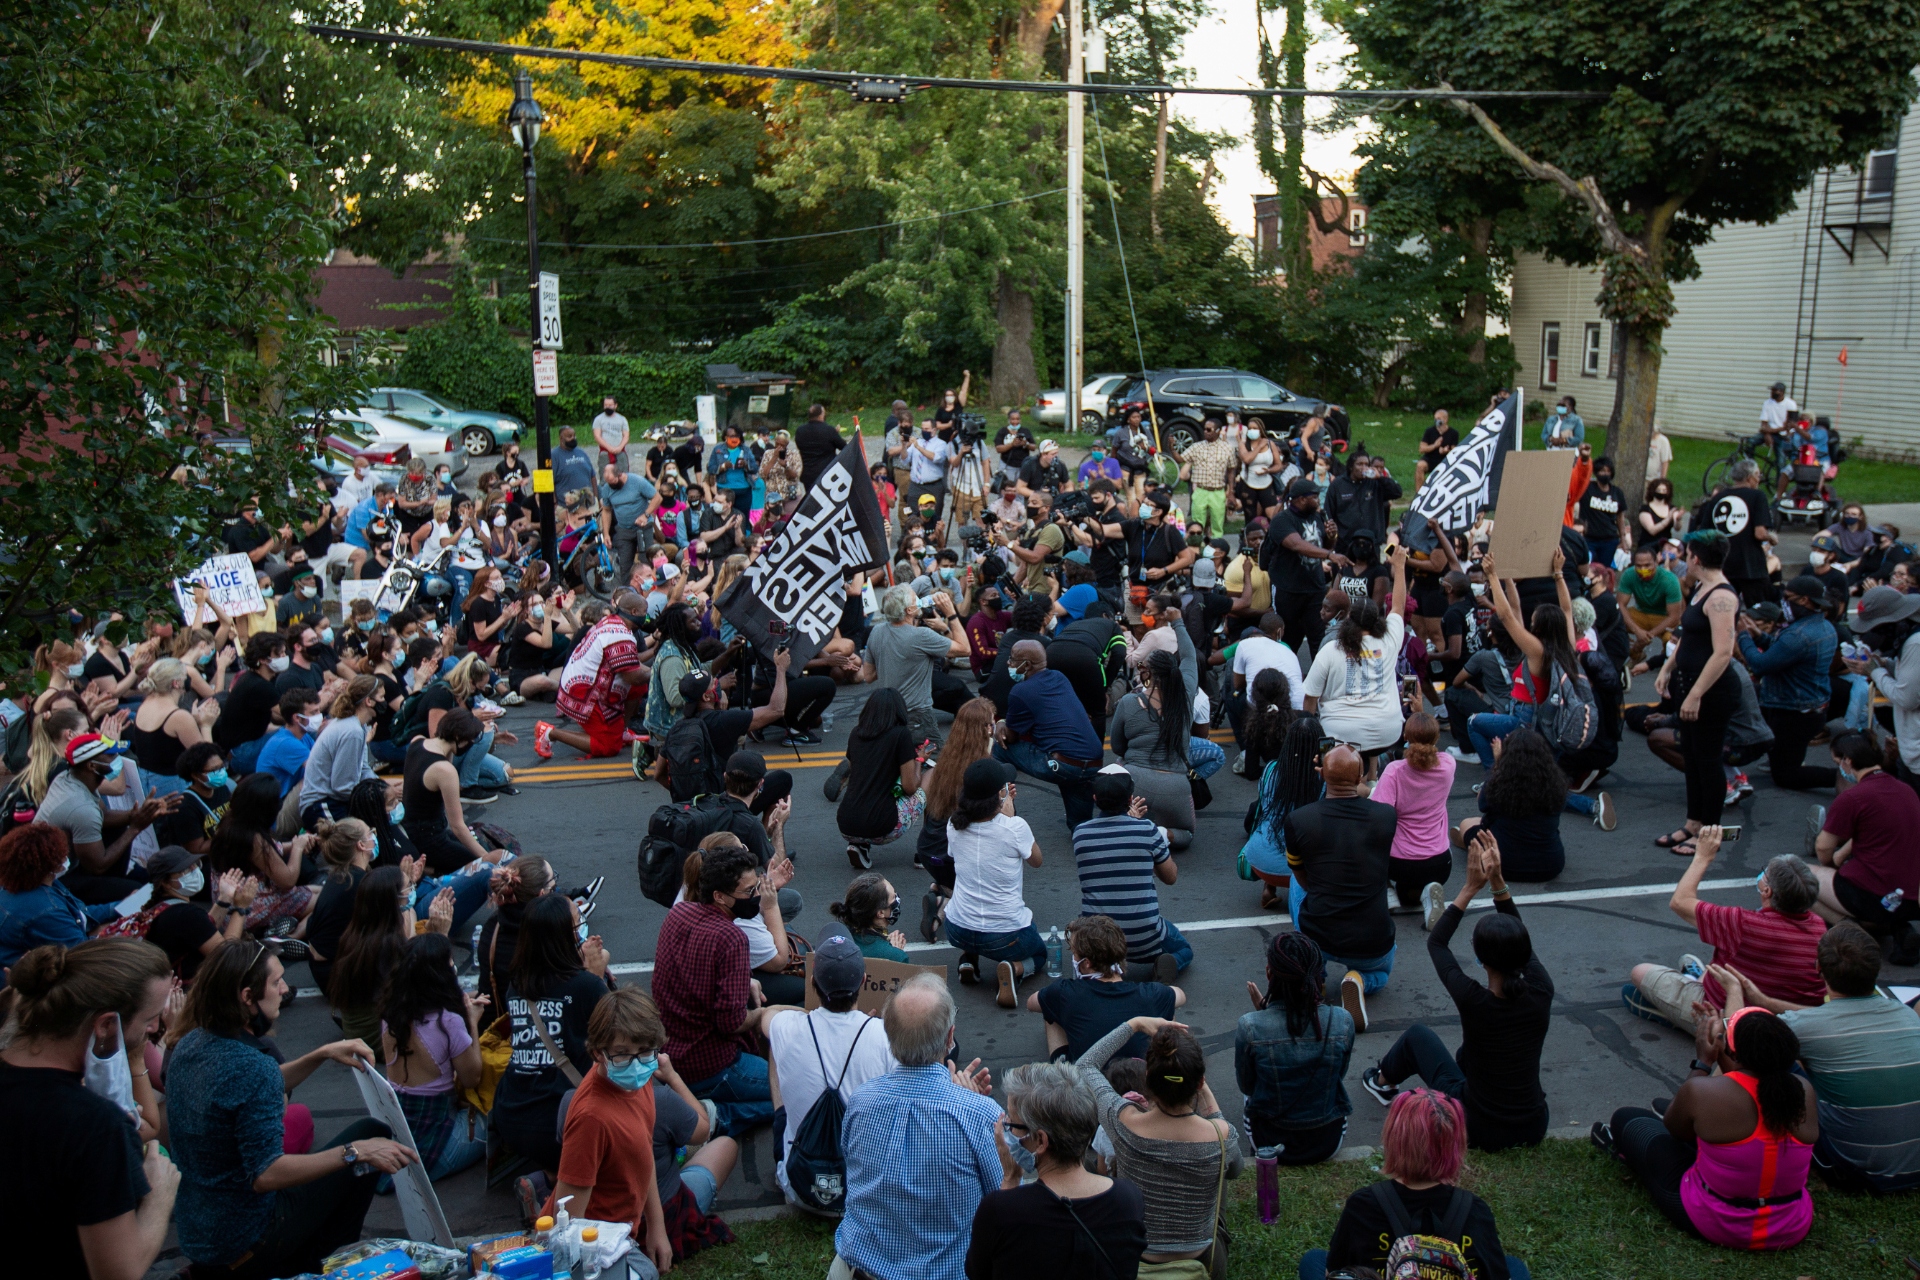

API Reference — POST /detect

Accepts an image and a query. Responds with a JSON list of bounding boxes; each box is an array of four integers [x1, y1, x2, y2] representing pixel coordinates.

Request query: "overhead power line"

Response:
[[307, 26, 1611, 102]]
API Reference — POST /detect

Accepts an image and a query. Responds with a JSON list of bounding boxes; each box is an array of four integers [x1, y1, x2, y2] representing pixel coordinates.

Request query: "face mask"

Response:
[[269, 655, 291, 673], [66, 662, 86, 679], [177, 867, 205, 897], [1090, 450, 1104, 462], [1246, 428, 1262, 439], [436, 471, 450, 483], [301, 713, 323, 732], [1008, 1132, 1038, 1175], [1556, 406, 1569, 416], [1844, 515, 1860, 525], [82, 1014, 139, 1124], [1469, 583, 1487, 598], [298, 584, 318, 599], [260, 586, 274, 599], [102, 758, 125, 782], [204, 768, 230, 789], [885, 899, 903, 928], [424, 620, 440, 635], [605, 1053, 659, 1092], [730, 893, 762, 920], [195, 650, 214, 667], [1595, 473, 1613, 485], [1810, 551, 1828, 567], [531, 605, 546, 621], [576, 920, 591, 944], [388, 801, 405, 825], [1636, 566, 1655, 578], [318, 627, 334, 646]]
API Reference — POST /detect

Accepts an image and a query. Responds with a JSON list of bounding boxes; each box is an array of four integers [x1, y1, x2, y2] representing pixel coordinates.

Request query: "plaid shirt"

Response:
[[1184, 437, 1236, 490], [652, 901, 751, 1082], [835, 1065, 1004, 1280]]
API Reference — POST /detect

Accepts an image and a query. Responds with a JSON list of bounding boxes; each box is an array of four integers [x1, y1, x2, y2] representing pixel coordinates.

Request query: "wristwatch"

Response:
[[1689, 1058, 1715, 1075], [341, 1143, 361, 1166]]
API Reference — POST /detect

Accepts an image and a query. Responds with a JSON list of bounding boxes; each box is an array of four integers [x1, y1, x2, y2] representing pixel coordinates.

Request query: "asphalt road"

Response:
[[266, 662, 1915, 1242]]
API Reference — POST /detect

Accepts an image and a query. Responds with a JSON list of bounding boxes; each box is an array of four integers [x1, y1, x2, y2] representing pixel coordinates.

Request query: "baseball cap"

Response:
[[659, 562, 680, 581], [1782, 574, 1827, 603], [1063, 547, 1092, 566], [1288, 477, 1320, 500], [1059, 583, 1099, 620], [678, 670, 715, 705], [1853, 585, 1920, 633], [145, 845, 203, 882], [962, 757, 1015, 802], [812, 934, 868, 1002], [725, 750, 767, 782], [1038, 439, 1059, 453], [1746, 601, 1785, 626], [918, 493, 938, 508], [1192, 558, 1218, 589], [1871, 524, 1897, 538], [65, 733, 122, 767]]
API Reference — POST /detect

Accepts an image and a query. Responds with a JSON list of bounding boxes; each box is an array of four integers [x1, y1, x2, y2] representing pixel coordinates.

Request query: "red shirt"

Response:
[[651, 901, 751, 1082], [1823, 771, 1920, 901], [1696, 900, 1827, 1009], [548, 1065, 656, 1233]]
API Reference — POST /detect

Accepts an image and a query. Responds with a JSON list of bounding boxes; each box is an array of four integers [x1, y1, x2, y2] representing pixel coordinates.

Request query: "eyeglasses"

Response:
[[1003, 1121, 1032, 1136], [603, 1051, 657, 1069], [732, 884, 763, 901]]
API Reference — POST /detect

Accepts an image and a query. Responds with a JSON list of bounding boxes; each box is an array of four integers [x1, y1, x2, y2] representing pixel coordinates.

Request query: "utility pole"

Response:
[[1065, 0, 1084, 437]]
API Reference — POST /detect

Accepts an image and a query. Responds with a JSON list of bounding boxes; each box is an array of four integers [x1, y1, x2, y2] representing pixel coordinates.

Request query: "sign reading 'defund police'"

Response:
[[172, 553, 268, 622]]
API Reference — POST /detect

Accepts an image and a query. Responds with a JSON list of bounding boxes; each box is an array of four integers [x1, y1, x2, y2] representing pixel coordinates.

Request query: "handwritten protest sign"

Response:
[[803, 954, 949, 1016], [172, 553, 267, 624]]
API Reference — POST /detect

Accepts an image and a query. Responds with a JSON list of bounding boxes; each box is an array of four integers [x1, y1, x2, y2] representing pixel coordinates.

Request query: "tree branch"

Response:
[[1300, 163, 1351, 236], [1438, 83, 1643, 265]]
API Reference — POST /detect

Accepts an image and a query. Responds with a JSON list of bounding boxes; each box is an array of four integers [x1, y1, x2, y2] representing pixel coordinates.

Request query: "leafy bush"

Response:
[[1395, 333, 1520, 413]]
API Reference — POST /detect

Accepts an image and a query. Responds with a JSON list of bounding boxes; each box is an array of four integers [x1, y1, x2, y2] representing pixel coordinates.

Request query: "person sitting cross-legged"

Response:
[[1027, 914, 1184, 1063], [1358, 831, 1553, 1153]]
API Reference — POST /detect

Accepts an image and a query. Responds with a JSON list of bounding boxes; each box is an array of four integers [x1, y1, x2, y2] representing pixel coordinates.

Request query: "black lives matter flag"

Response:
[[719, 435, 888, 667], [1400, 390, 1521, 551]]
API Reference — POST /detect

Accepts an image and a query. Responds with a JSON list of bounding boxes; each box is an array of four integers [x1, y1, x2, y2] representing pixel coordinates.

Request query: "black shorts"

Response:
[[1832, 871, 1918, 929], [506, 667, 546, 694], [1413, 578, 1448, 618]]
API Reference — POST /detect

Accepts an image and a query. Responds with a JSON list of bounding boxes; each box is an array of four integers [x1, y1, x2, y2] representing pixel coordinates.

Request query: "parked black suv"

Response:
[[1106, 368, 1349, 454]]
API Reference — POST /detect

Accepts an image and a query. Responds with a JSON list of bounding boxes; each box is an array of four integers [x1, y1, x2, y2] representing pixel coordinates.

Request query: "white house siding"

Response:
[[1510, 101, 1920, 461]]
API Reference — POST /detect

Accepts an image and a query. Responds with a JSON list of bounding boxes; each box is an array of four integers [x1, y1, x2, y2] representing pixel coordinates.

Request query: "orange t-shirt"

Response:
[[546, 1065, 657, 1232]]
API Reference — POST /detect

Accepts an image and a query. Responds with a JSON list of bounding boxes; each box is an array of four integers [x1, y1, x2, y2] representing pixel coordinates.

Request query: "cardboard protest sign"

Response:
[[172, 553, 267, 624], [1485, 450, 1577, 580], [350, 1065, 456, 1248], [803, 954, 949, 1016]]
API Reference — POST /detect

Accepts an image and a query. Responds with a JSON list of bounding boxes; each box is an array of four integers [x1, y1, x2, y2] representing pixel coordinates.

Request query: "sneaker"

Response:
[[514, 1172, 552, 1226], [534, 721, 554, 760], [1620, 981, 1676, 1029], [1723, 778, 1741, 806], [266, 916, 299, 939], [1470, 782, 1482, 795], [1734, 771, 1754, 796], [575, 875, 607, 904], [823, 757, 852, 803], [267, 936, 310, 964], [1422, 880, 1447, 931], [958, 956, 979, 985], [577, 900, 598, 924], [1340, 969, 1368, 1033], [1360, 1066, 1398, 1108], [490, 783, 521, 797], [1572, 767, 1603, 793], [1231, 752, 1248, 777], [919, 889, 942, 944], [1805, 803, 1827, 859], [785, 727, 824, 746], [460, 787, 499, 804], [631, 738, 651, 781], [847, 842, 872, 870], [501, 692, 526, 707], [1678, 953, 1706, 981], [1154, 952, 1181, 987], [1594, 791, 1617, 831], [1590, 1120, 1623, 1162], [1445, 746, 1474, 763], [996, 960, 1020, 1009], [1431, 704, 1448, 720]]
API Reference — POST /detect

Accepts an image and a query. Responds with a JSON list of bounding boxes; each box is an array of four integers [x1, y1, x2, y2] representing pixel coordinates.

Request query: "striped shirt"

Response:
[[1782, 995, 1920, 1189], [1072, 813, 1171, 959], [1695, 901, 1827, 1009]]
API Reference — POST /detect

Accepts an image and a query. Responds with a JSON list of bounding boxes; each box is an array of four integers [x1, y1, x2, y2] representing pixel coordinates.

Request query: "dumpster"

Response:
[[704, 364, 801, 435]]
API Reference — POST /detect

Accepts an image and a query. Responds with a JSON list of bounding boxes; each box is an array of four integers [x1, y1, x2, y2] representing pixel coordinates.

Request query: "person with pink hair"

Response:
[[1299, 1087, 1531, 1279]]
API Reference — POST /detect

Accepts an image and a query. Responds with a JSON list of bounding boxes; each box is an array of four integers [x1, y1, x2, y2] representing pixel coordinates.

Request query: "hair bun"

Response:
[[8, 945, 67, 999]]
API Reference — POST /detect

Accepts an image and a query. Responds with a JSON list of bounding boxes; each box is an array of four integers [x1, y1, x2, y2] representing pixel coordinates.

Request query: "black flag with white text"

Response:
[[1400, 391, 1520, 551]]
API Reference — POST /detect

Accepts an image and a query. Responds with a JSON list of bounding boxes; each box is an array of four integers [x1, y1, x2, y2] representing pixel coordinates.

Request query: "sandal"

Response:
[[1653, 829, 1694, 849], [1668, 841, 1699, 858]]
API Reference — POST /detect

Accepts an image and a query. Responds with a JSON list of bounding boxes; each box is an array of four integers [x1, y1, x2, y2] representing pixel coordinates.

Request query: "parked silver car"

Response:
[[1033, 373, 1131, 431]]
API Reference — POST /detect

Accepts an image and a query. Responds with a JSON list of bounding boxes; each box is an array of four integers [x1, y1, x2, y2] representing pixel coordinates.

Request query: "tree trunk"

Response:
[[1455, 217, 1493, 364], [1610, 321, 1663, 513], [990, 275, 1040, 410], [1278, 0, 1310, 287], [1015, 0, 1065, 62], [1151, 94, 1169, 244], [1373, 355, 1407, 407]]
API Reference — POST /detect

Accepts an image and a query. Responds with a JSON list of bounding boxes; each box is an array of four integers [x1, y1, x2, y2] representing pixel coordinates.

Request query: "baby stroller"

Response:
[[1774, 440, 1837, 528]]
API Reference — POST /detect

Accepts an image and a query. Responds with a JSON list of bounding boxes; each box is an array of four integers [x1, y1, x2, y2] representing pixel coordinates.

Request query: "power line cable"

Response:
[[1088, 97, 1151, 429]]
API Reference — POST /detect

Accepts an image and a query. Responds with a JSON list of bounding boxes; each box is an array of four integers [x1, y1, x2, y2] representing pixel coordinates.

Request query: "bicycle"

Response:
[[558, 514, 617, 599], [1700, 430, 1781, 496]]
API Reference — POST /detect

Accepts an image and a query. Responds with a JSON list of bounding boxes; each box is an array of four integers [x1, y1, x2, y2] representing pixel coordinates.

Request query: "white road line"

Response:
[[292, 874, 1743, 994]]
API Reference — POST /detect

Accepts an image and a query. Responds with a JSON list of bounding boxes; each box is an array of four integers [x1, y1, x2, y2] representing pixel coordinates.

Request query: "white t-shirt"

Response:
[[1760, 395, 1798, 432], [1240, 438, 1280, 490], [1232, 635, 1306, 708], [768, 1008, 898, 1189], [944, 813, 1037, 933], [1302, 612, 1406, 750], [1647, 432, 1673, 479]]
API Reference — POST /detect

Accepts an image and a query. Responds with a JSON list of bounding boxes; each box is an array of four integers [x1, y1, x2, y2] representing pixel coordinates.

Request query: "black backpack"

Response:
[[637, 796, 727, 907], [784, 1014, 872, 1217], [0, 774, 37, 838], [661, 714, 723, 804], [392, 677, 448, 744]]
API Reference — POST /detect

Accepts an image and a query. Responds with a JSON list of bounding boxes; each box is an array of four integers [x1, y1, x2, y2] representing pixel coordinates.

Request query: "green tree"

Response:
[[1, 1, 363, 667], [1343, 0, 1920, 499]]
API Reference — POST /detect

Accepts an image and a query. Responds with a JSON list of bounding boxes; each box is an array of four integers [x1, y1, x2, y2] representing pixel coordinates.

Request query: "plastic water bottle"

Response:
[[533, 1215, 555, 1250], [1045, 927, 1063, 979], [1256, 1146, 1281, 1223], [579, 1227, 602, 1280], [819, 709, 835, 733], [1884, 887, 1906, 913]]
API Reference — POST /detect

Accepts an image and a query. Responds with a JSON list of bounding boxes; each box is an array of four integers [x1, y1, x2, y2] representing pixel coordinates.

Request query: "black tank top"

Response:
[[1674, 582, 1737, 682], [129, 705, 188, 777], [400, 741, 449, 837]]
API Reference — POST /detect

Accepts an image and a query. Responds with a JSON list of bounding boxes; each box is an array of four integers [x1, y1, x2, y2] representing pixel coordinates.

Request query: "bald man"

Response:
[[992, 640, 1104, 827], [1284, 744, 1399, 1030]]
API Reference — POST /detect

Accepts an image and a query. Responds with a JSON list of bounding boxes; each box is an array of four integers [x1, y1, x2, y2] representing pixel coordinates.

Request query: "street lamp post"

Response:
[[508, 70, 557, 569]]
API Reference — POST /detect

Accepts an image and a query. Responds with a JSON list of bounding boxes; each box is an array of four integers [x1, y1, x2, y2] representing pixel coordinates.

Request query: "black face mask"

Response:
[[730, 893, 762, 920], [248, 1010, 273, 1038], [1595, 473, 1613, 485], [884, 898, 902, 928]]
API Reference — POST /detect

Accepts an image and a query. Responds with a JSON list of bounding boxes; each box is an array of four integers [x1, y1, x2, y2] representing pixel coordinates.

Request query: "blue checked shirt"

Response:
[[835, 1064, 1004, 1280]]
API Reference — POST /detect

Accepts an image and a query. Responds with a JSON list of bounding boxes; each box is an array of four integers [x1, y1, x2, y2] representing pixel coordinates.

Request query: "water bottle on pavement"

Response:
[[1045, 927, 1062, 979], [1256, 1146, 1281, 1223]]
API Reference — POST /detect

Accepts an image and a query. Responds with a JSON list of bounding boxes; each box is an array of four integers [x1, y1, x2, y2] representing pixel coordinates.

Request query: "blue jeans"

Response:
[[993, 740, 1097, 828], [1145, 918, 1194, 972], [688, 1051, 773, 1137], [445, 567, 475, 629], [1188, 736, 1225, 780], [1300, 1250, 1528, 1280], [1563, 790, 1596, 816], [453, 726, 509, 789], [412, 868, 495, 937], [1291, 878, 1396, 992], [1467, 703, 1534, 768], [1587, 537, 1619, 572], [944, 921, 1048, 977]]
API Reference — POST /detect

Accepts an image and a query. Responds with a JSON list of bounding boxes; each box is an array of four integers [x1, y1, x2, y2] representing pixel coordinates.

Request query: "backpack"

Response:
[[661, 714, 723, 804], [636, 795, 728, 907], [392, 677, 449, 744], [0, 774, 37, 839], [784, 1014, 872, 1217], [1532, 661, 1598, 755], [1367, 1182, 1476, 1280]]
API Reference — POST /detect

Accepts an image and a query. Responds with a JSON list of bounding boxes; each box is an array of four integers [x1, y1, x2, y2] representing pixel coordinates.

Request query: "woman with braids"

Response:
[[379, 933, 490, 1183], [1302, 544, 1409, 769], [642, 600, 705, 740], [1109, 608, 1199, 842], [1240, 715, 1326, 911], [1359, 831, 1553, 1154], [1454, 725, 1568, 883], [1235, 930, 1356, 1164], [912, 697, 995, 941], [829, 872, 912, 962], [1595, 1006, 1816, 1250], [0, 939, 176, 1277], [1240, 666, 1295, 780]]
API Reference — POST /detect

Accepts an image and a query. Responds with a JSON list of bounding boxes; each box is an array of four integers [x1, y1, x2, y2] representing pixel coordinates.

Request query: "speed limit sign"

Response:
[[537, 272, 563, 349]]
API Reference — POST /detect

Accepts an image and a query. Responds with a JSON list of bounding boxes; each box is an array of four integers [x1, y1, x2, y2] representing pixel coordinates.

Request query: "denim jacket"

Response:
[[1737, 614, 1837, 712], [1234, 1003, 1355, 1128]]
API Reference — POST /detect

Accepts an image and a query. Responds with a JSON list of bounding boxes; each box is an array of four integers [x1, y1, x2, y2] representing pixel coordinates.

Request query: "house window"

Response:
[[1348, 208, 1368, 247], [1582, 323, 1603, 377], [1540, 323, 1561, 388]]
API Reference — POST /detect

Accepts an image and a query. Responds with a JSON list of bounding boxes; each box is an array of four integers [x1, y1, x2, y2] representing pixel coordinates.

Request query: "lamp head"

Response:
[[507, 71, 543, 149]]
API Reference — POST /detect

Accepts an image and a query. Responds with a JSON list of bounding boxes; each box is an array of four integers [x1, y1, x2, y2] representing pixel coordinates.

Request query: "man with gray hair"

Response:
[[859, 583, 969, 750], [1700, 457, 1776, 606], [832, 974, 999, 1280], [1623, 825, 1828, 1030]]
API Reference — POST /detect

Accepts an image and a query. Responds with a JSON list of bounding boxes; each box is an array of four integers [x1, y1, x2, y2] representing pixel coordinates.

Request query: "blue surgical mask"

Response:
[[1009, 665, 1028, 683], [605, 1054, 659, 1092], [388, 801, 406, 825], [1008, 1132, 1038, 1175], [204, 768, 230, 789], [318, 627, 334, 646], [357, 619, 376, 632], [103, 757, 125, 782]]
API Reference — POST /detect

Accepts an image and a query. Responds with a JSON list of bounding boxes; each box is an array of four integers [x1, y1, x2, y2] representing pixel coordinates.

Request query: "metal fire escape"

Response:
[[1790, 145, 1898, 403]]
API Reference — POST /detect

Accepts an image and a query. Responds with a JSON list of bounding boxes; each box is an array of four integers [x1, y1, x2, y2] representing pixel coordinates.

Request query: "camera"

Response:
[[765, 617, 792, 653], [956, 412, 988, 446], [959, 524, 989, 553], [1053, 490, 1093, 522]]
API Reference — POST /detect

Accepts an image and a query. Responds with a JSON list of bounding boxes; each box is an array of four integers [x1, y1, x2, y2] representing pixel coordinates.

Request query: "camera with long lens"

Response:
[[956, 412, 988, 446], [1053, 490, 1093, 522], [959, 524, 989, 554]]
